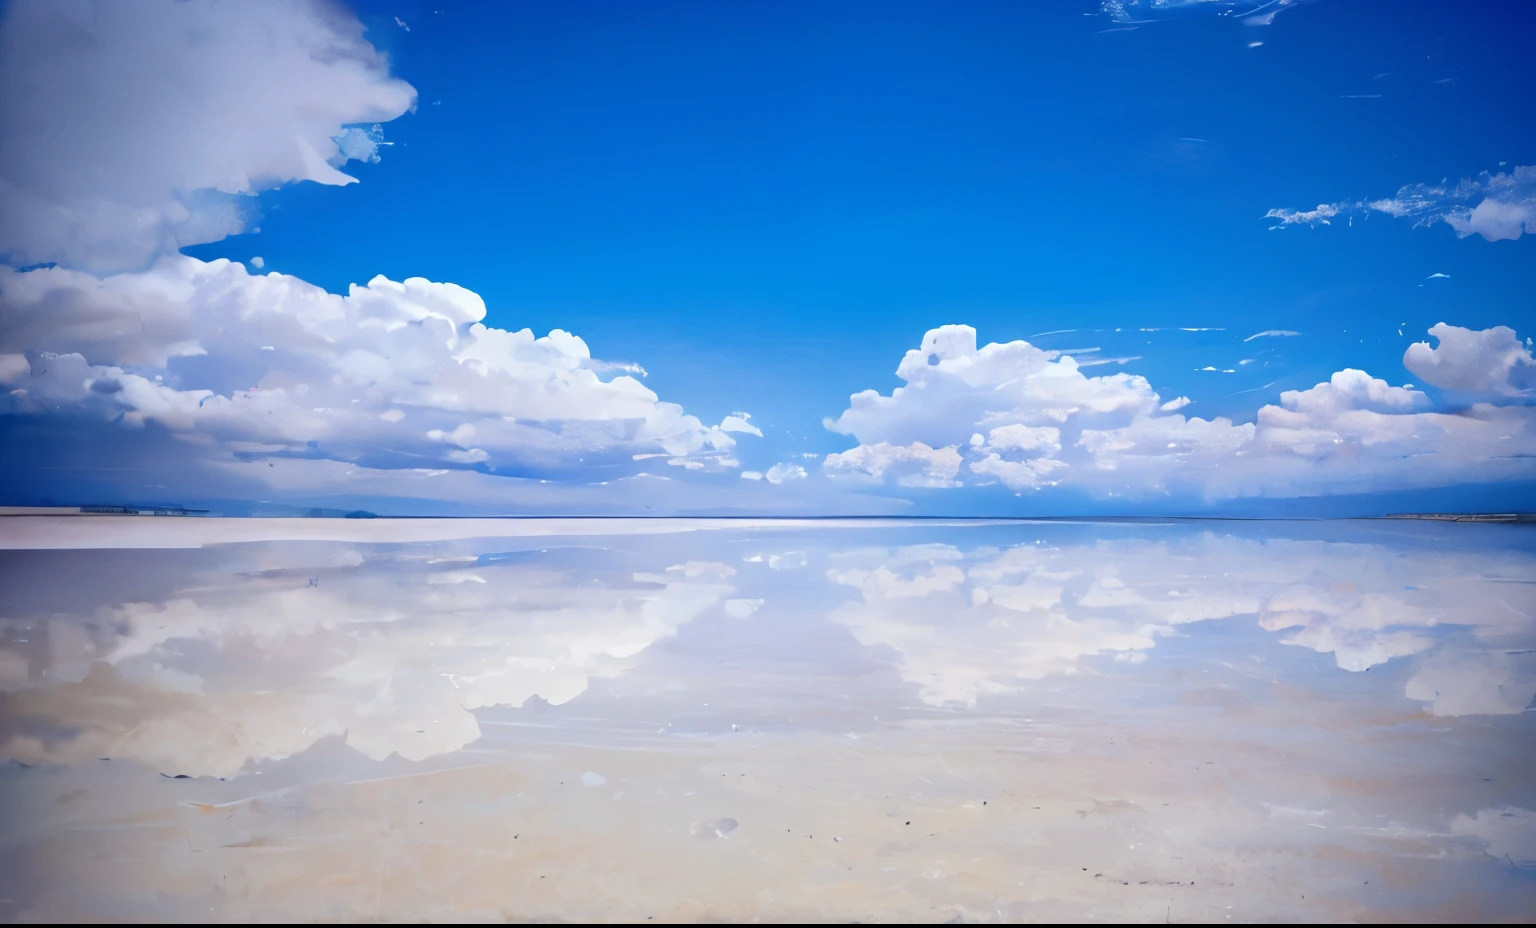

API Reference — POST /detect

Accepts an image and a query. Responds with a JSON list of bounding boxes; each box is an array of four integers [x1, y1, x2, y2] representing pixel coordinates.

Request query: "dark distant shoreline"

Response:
[[1370, 513, 1536, 524]]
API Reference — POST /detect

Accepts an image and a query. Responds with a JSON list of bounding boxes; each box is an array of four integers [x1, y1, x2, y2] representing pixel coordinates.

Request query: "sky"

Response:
[[0, 0, 1533, 515]]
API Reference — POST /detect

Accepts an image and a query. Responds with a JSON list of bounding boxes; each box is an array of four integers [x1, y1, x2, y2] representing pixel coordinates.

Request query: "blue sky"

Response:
[[189, 0, 1536, 441], [1, 0, 1533, 514]]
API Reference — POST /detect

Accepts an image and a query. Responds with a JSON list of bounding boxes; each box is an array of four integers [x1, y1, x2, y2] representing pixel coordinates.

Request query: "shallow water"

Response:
[[0, 516, 1533, 923]]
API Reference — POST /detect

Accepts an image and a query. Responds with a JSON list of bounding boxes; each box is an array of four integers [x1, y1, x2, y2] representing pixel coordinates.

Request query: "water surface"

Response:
[[1, 517, 1533, 922]]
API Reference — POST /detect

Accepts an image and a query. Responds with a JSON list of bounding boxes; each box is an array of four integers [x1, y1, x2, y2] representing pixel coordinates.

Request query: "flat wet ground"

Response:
[[0, 517, 1532, 922]]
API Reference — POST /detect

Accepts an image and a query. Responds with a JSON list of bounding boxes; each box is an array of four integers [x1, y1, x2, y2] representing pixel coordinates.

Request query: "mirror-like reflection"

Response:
[[1, 517, 1533, 922]]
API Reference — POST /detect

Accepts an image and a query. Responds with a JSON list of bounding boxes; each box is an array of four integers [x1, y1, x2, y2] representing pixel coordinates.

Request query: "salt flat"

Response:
[[1, 518, 1532, 922]]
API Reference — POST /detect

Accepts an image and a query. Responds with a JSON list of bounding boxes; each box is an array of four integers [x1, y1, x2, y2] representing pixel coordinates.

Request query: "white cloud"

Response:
[[1266, 165, 1536, 243], [765, 462, 808, 484], [0, 257, 738, 479], [719, 414, 763, 437], [822, 324, 1536, 498], [823, 441, 963, 488], [1244, 329, 1301, 342], [1101, 0, 1300, 27], [1265, 204, 1339, 227], [1404, 323, 1535, 398], [0, 0, 416, 272]]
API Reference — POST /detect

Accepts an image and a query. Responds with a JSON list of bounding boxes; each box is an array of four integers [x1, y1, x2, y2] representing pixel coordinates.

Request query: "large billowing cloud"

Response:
[[1267, 165, 1536, 243], [824, 324, 1536, 499], [0, 0, 417, 273], [0, 258, 742, 479]]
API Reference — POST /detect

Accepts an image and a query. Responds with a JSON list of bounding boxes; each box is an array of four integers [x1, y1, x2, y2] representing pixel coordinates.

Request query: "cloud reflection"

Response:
[[827, 533, 1536, 712], [0, 544, 738, 777], [1, 521, 1533, 785]]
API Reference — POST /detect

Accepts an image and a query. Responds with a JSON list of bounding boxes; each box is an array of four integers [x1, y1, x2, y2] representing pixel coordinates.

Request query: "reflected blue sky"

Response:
[[1, 517, 1532, 920]]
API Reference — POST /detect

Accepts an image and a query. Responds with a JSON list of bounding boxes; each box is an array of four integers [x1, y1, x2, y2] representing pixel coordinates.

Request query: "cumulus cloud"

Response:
[[1267, 165, 1536, 242], [1404, 323, 1535, 399], [0, 258, 741, 480], [823, 441, 962, 488], [765, 462, 808, 484], [822, 324, 1536, 499], [0, 0, 417, 272]]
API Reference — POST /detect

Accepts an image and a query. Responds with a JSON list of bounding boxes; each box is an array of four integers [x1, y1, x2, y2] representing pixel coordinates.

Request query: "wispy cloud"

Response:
[[1099, 0, 1302, 29], [1244, 330, 1301, 342], [1267, 165, 1536, 242]]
